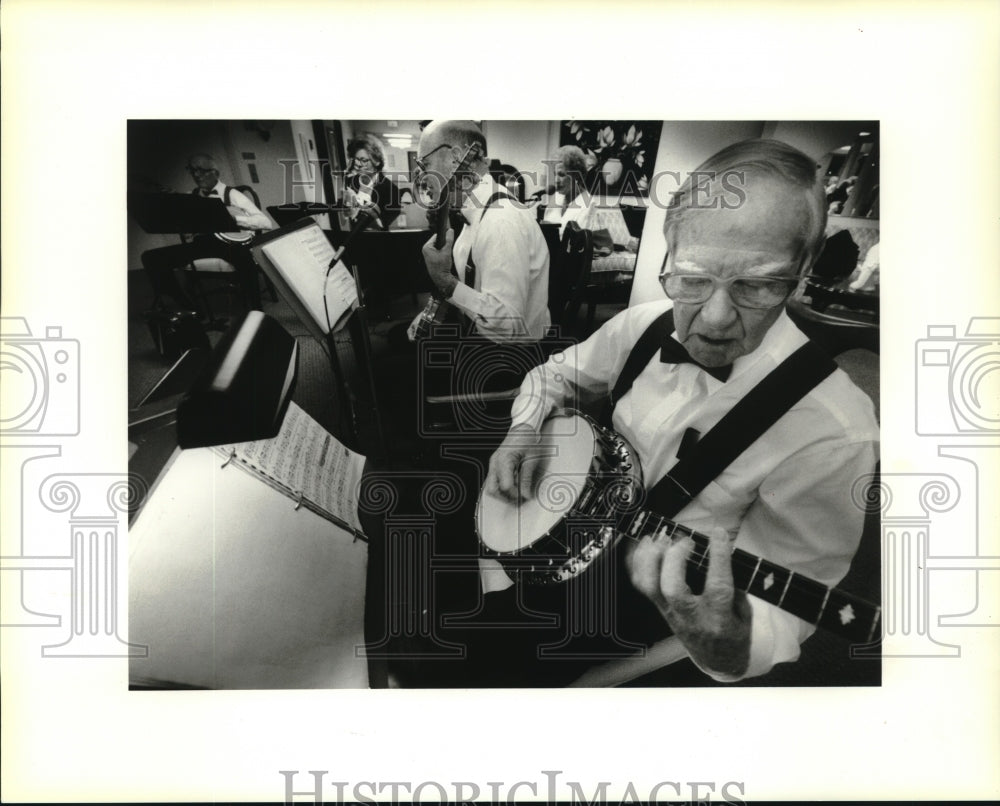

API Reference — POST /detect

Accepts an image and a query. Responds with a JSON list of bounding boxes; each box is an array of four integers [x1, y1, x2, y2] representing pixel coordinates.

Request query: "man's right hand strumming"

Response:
[[485, 423, 545, 503]]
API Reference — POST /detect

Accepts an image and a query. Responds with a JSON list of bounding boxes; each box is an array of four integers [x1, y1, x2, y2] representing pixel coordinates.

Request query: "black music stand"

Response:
[[132, 348, 210, 410], [130, 192, 254, 330], [266, 202, 336, 229], [128, 192, 241, 234], [250, 219, 387, 458]]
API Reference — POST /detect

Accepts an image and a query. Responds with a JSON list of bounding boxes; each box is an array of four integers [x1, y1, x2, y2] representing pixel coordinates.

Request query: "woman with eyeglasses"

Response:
[[341, 135, 403, 230]]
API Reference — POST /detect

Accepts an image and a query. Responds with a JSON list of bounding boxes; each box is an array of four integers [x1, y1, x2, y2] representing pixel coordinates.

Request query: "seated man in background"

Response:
[[141, 153, 272, 313], [413, 119, 550, 343], [478, 138, 879, 686], [341, 135, 403, 230]]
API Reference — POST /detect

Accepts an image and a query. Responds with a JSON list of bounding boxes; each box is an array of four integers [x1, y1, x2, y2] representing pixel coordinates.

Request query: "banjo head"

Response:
[[477, 412, 597, 555], [215, 231, 255, 244]]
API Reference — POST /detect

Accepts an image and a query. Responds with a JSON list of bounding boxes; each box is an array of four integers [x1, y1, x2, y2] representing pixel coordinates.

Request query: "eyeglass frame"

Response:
[[413, 143, 453, 174], [187, 165, 219, 176], [351, 154, 374, 166], [657, 252, 799, 310]]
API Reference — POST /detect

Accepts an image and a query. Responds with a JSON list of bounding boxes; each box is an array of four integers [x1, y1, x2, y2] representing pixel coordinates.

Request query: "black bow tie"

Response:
[[201, 189, 216, 197], [659, 338, 732, 383]]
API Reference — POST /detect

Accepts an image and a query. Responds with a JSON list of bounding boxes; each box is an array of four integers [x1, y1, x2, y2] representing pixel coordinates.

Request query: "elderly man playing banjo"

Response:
[[479, 139, 879, 685]]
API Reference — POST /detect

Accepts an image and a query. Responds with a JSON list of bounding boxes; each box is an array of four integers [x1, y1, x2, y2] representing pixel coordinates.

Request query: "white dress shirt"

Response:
[[201, 180, 272, 231], [448, 175, 551, 342], [507, 299, 880, 680], [542, 189, 599, 239]]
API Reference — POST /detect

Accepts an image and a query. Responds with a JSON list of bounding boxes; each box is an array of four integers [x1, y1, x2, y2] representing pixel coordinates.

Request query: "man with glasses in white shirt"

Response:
[[141, 153, 271, 314], [479, 138, 879, 686], [412, 120, 550, 343]]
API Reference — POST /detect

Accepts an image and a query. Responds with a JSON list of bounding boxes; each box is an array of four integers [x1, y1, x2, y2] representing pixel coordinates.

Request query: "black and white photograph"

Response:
[[126, 118, 883, 691], [2, 2, 998, 803]]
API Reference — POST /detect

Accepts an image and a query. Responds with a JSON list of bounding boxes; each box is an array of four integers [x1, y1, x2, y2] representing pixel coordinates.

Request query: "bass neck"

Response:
[[620, 508, 881, 645], [411, 199, 454, 339], [411, 143, 482, 340]]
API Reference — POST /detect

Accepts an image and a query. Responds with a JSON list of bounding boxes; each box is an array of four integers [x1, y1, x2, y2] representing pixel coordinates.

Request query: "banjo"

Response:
[[197, 187, 258, 245], [476, 410, 882, 644], [214, 205, 257, 245]]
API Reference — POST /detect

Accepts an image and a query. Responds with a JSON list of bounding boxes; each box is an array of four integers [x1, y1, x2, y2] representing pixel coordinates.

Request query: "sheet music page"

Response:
[[129, 446, 369, 690], [220, 402, 366, 532], [259, 222, 358, 332]]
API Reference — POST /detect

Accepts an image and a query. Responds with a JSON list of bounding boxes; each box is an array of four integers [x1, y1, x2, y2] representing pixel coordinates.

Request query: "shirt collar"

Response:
[[564, 187, 593, 210], [754, 309, 808, 361], [552, 187, 592, 209], [669, 307, 807, 383], [461, 173, 500, 224], [199, 180, 226, 197]]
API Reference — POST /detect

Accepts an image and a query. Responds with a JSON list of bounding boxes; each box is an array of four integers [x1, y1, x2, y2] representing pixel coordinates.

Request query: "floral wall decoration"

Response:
[[560, 120, 661, 198]]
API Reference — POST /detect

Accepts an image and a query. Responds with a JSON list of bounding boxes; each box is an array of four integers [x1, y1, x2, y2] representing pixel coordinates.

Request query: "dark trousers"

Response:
[[141, 235, 262, 312], [453, 555, 678, 687], [360, 442, 681, 688], [362, 332, 690, 687]]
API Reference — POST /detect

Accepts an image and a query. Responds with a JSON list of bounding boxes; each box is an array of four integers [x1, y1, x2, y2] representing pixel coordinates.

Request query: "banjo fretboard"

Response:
[[622, 509, 881, 645]]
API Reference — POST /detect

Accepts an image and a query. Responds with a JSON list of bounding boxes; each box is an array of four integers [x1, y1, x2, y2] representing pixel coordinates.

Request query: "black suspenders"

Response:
[[610, 309, 837, 518]]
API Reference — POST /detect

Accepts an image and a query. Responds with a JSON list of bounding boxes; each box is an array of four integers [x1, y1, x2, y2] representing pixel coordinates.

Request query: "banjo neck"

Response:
[[477, 410, 880, 646], [620, 508, 881, 645]]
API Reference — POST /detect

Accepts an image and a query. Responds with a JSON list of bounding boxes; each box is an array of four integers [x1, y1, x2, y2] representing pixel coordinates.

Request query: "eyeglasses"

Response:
[[659, 269, 798, 309], [414, 143, 452, 174], [352, 156, 373, 166], [188, 166, 218, 176]]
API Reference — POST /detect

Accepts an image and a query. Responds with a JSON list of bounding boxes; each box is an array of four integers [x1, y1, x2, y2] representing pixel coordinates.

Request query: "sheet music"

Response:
[[129, 446, 368, 689], [259, 222, 358, 332], [220, 402, 366, 532]]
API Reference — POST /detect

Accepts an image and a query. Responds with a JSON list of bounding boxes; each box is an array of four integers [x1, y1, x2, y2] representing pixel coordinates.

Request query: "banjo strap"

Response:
[[611, 308, 838, 519], [610, 309, 676, 407], [462, 190, 511, 292]]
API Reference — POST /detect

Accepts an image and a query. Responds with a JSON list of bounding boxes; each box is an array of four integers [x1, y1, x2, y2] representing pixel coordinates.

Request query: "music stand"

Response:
[[128, 192, 240, 234], [266, 202, 335, 228], [132, 348, 211, 410], [251, 220, 387, 458]]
